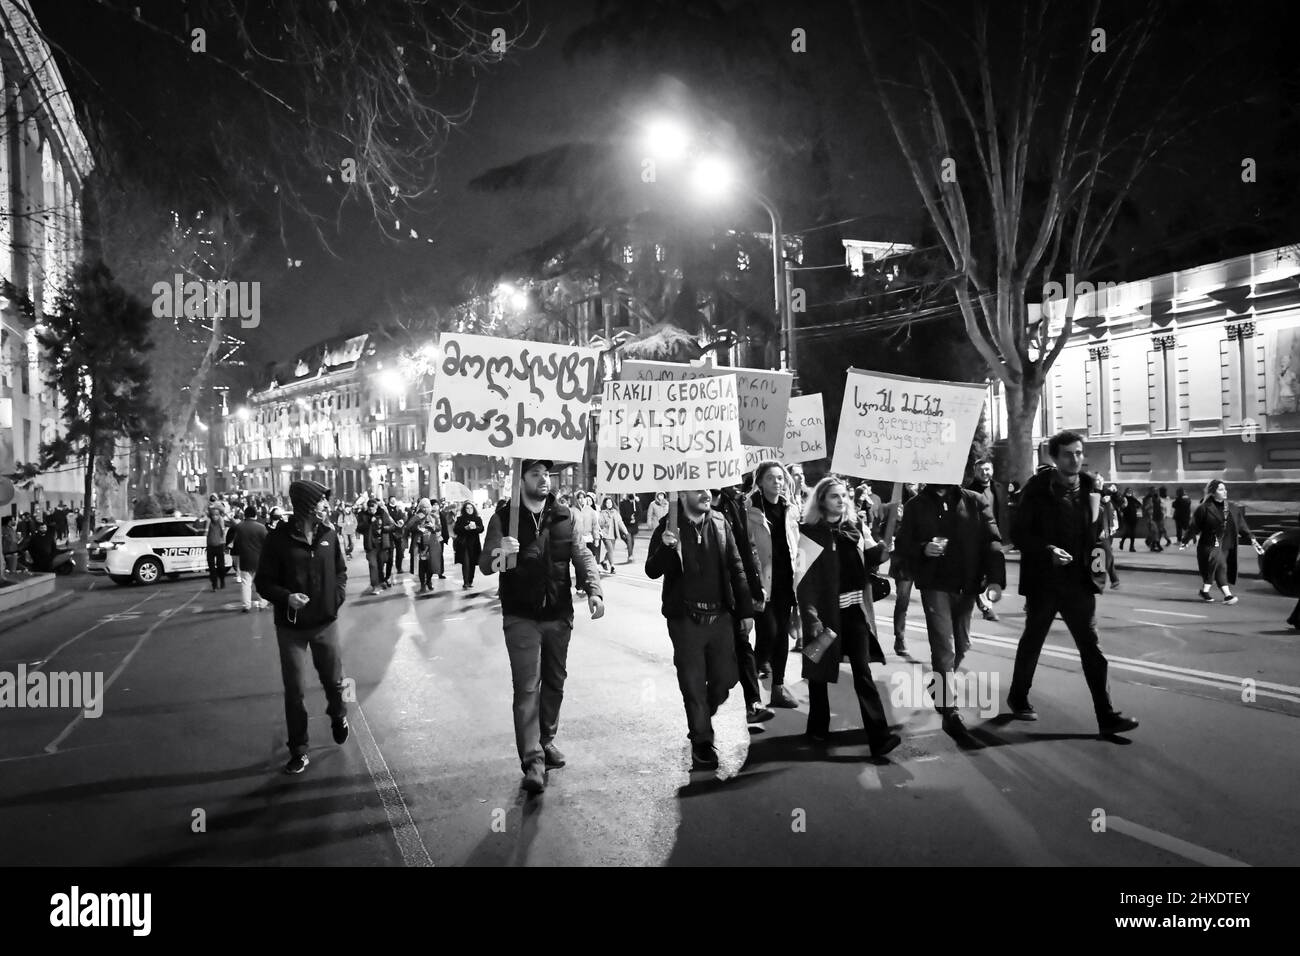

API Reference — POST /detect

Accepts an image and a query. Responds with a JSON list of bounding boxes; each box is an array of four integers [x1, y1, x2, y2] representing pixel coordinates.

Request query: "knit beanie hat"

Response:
[[289, 479, 331, 515]]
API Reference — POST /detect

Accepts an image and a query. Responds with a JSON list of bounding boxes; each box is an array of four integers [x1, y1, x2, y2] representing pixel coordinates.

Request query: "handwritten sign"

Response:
[[424, 333, 601, 460], [597, 375, 745, 493], [744, 445, 785, 472], [830, 369, 985, 484], [619, 359, 792, 446], [783, 393, 826, 463]]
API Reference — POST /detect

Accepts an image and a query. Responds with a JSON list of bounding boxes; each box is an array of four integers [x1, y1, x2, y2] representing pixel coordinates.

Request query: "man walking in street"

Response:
[[1006, 431, 1140, 737], [896, 480, 1004, 734], [479, 460, 605, 795], [619, 494, 640, 563], [358, 498, 394, 594], [747, 462, 801, 709], [231, 506, 269, 612], [205, 497, 230, 591], [255, 479, 350, 775], [963, 458, 1006, 621], [715, 484, 774, 725], [1173, 488, 1194, 549], [646, 488, 756, 770]]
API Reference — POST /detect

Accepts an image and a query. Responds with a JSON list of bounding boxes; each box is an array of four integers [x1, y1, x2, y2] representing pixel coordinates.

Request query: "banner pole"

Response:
[[506, 458, 522, 569]]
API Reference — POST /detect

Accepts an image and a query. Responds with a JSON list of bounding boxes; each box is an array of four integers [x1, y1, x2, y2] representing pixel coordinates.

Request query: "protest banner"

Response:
[[830, 369, 986, 485], [619, 359, 792, 446], [597, 374, 745, 493], [424, 333, 601, 461], [783, 393, 826, 463], [743, 445, 785, 472]]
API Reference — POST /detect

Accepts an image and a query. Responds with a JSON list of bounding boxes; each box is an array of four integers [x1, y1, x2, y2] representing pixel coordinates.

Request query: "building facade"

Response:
[[988, 244, 1300, 494], [0, 0, 92, 514]]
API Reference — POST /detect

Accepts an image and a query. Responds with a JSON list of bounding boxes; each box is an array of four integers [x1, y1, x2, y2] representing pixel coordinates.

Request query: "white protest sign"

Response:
[[619, 359, 792, 446], [744, 445, 785, 472], [783, 393, 826, 463], [830, 369, 986, 484], [424, 333, 601, 461], [597, 374, 745, 493]]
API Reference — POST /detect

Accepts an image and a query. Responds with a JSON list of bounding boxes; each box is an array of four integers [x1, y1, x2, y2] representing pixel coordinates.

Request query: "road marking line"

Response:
[[1133, 608, 1207, 619], [45, 588, 203, 753], [351, 704, 434, 867], [32, 591, 159, 672], [1133, 620, 1179, 629], [1107, 816, 1251, 867]]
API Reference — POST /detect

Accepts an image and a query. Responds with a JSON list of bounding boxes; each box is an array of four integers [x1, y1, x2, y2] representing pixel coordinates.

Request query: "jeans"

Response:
[[418, 557, 434, 588], [1009, 587, 1115, 720], [206, 545, 226, 588], [919, 589, 976, 712], [806, 607, 890, 741], [732, 612, 762, 708], [385, 543, 399, 578], [342, 532, 355, 557], [893, 577, 914, 641], [366, 548, 388, 588], [666, 614, 738, 746], [503, 615, 573, 771], [754, 587, 795, 686], [1100, 536, 1119, 585], [238, 568, 262, 609], [275, 621, 347, 757]]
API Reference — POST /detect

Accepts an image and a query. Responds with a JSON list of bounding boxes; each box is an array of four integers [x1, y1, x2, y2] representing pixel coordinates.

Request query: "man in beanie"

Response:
[[255, 479, 351, 775], [479, 459, 605, 795]]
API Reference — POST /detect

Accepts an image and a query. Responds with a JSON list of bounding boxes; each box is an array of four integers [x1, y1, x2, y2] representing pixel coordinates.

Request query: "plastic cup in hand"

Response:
[[933, 536, 949, 554], [984, 584, 1002, 604]]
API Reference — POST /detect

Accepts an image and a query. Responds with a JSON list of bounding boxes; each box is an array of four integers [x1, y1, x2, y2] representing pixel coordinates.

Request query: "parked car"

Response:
[[87, 516, 219, 586], [1258, 529, 1300, 596]]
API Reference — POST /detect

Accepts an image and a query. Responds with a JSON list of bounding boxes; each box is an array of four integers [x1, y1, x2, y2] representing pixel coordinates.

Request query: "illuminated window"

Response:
[[621, 244, 634, 266], [737, 250, 750, 272]]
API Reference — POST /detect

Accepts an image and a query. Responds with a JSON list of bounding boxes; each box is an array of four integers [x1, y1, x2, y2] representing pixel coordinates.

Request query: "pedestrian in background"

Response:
[[619, 494, 640, 563], [884, 482, 920, 655], [413, 513, 439, 592], [1190, 480, 1247, 604], [340, 507, 357, 558], [1143, 487, 1165, 552], [1007, 431, 1139, 737], [794, 477, 901, 757], [1158, 486, 1173, 548], [646, 492, 670, 529], [646, 488, 754, 770], [204, 499, 230, 591], [1118, 488, 1140, 552], [358, 498, 394, 594], [571, 492, 599, 568], [1098, 482, 1121, 589], [964, 458, 1005, 621], [1173, 488, 1193, 549], [231, 506, 268, 612], [453, 501, 484, 589], [596, 496, 626, 574], [710, 482, 772, 725]]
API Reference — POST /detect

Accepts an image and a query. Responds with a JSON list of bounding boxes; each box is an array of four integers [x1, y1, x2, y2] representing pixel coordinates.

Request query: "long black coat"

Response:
[[1012, 469, 1105, 597], [1190, 499, 1247, 585], [795, 520, 887, 684], [453, 513, 484, 565]]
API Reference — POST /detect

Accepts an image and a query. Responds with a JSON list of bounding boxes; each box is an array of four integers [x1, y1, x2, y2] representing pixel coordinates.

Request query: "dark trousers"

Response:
[[206, 545, 226, 588], [276, 621, 347, 758], [919, 588, 975, 711], [732, 613, 762, 708], [1175, 518, 1191, 545], [503, 615, 572, 771], [1010, 587, 1115, 719], [893, 577, 914, 640], [625, 526, 639, 559], [667, 614, 739, 746], [755, 587, 794, 685], [1100, 536, 1119, 585], [418, 556, 434, 588], [385, 543, 400, 578], [366, 548, 388, 587], [461, 557, 476, 586], [807, 607, 890, 741]]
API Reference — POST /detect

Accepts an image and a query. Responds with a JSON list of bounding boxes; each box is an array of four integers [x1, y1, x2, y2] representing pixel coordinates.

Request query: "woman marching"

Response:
[[453, 502, 484, 589], [597, 496, 628, 574], [1189, 479, 1249, 604], [795, 476, 902, 759]]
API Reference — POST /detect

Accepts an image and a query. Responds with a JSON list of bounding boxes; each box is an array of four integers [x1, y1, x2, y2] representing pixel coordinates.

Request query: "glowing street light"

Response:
[[643, 116, 691, 162], [377, 368, 406, 395], [236, 406, 250, 421], [690, 153, 736, 200], [495, 282, 530, 312]]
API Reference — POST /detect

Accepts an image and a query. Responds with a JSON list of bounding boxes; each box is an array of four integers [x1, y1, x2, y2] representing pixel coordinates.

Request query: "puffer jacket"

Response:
[[480, 495, 602, 622]]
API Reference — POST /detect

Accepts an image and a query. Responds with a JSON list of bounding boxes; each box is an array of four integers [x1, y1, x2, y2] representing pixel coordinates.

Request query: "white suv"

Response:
[[88, 516, 222, 586]]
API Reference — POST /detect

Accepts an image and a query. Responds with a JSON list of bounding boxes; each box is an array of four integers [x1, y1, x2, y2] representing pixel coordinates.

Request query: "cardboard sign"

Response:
[[619, 359, 792, 446], [830, 369, 985, 485], [597, 375, 745, 493], [743, 445, 785, 472], [783, 393, 826, 463], [424, 333, 601, 460]]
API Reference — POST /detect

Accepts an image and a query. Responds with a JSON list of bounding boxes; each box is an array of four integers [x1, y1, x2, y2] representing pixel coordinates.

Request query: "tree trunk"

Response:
[[83, 423, 97, 551], [1003, 380, 1043, 485]]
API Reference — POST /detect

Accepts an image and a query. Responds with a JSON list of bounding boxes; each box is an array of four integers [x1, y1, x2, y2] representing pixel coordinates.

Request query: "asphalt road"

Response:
[[0, 542, 1296, 867]]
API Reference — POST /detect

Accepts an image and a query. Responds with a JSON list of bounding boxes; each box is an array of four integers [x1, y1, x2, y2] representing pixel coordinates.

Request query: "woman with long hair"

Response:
[[453, 501, 484, 589], [597, 496, 627, 574], [1190, 479, 1247, 604], [795, 476, 902, 758]]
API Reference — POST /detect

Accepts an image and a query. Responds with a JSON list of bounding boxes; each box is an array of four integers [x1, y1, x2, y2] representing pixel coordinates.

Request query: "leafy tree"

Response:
[[35, 261, 154, 542]]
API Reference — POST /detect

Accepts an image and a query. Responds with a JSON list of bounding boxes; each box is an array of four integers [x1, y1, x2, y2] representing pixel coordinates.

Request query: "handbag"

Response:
[[869, 572, 891, 601]]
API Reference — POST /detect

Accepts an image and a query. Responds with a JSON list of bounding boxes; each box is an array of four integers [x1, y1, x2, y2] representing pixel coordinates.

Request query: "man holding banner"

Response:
[[479, 460, 606, 795]]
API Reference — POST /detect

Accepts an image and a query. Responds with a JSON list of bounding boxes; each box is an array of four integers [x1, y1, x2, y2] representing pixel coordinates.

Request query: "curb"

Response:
[[0, 590, 79, 636]]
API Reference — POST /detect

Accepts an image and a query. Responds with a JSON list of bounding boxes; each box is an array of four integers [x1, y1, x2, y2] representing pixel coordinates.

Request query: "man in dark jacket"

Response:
[[618, 494, 640, 562], [357, 498, 394, 594], [1007, 431, 1140, 737], [255, 479, 350, 775], [479, 459, 605, 795], [896, 481, 1004, 734], [646, 489, 756, 770], [963, 459, 1005, 621], [714, 485, 774, 725], [231, 506, 269, 612]]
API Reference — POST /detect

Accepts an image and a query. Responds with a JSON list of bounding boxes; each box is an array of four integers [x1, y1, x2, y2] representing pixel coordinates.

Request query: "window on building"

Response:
[[20, 343, 29, 395], [621, 244, 634, 266], [654, 244, 665, 263], [1085, 346, 1112, 436], [737, 250, 750, 272], [1221, 322, 1263, 428], [1148, 336, 1178, 432]]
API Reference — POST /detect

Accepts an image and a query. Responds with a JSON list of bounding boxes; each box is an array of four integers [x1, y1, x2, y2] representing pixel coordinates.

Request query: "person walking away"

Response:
[[205, 500, 230, 591], [619, 494, 641, 563], [883, 483, 920, 655], [963, 459, 1005, 621], [254, 480, 350, 775], [231, 506, 269, 611], [597, 496, 626, 574], [479, 460, 605, 794], [794, 477, 902, 757], [1006, 431, 1139, 737], [645, 488, 756, 770], [453, 502, 484, 588], [1118, 489, 1140, 552], [1190, 480, 1248, 604], [896, 480, 1004, 735], [340, 507, 358, 558], [1173, 488, 1193, 549], [747, 461, 802, 710]]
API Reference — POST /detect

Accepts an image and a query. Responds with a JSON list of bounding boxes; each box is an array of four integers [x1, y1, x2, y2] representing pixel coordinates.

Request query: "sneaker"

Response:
[[691, 742, 719, 769], [1109, 580, 1120, 590], [746, 705, 775, 724], [521, 762, 546, 794], [1223, 595, 1239, 605], [1199, 591, 1215, 602], [1007, 698, 1038, 721], [981, 607, 999, 622], [543, 743, 566, 768], [870, 732, 903, 758], [893, 638, 907, 655], [941, 711, 967, 734], [283, 754, 309, 775], [770, 685, 799, 708], [332, 716, 350, 745], [1098, 713, 1139, 735]]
